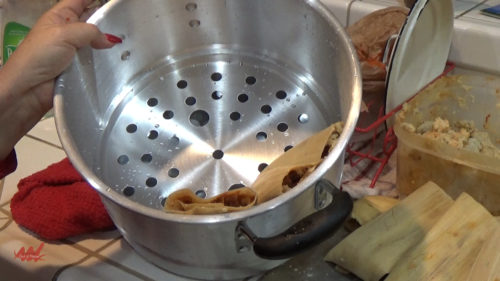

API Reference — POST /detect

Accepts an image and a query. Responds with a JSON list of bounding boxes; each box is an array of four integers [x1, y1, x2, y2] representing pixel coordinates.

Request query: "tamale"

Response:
[[324, 182, 454, 281]]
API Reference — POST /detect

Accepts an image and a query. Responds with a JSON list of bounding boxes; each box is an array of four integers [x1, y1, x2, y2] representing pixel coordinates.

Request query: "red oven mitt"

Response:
[[10, 158, 115, 240]]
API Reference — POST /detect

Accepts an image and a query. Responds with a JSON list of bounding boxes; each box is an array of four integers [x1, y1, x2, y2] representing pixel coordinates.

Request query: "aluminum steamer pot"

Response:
[[54, 0, 361, 279]]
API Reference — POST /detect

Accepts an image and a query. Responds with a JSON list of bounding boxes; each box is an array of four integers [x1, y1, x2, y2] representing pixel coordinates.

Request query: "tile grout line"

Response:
[[92, 238, 157, 281], [61, 236, 121, 256], [0, 207, 13, 232], [51, 254, 95, 281], [0, 210, 152, 281], [52, 238, 118, 280], [0, 200, 11, 209], [92, 239, 166, 281], [455, 0, 489, 18], [0, 206, 11, 217], [1, 182, 153, 280], [25, 134, 64, 150], [94, 253, 157, 281], [59, 237, 157, 281]]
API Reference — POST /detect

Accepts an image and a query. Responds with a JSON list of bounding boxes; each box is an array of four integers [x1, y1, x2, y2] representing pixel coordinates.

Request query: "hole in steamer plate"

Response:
[[189, 110, 210, 127]]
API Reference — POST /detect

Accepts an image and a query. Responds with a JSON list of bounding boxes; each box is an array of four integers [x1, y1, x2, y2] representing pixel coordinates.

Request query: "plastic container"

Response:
[[394, 75, 500, 215]]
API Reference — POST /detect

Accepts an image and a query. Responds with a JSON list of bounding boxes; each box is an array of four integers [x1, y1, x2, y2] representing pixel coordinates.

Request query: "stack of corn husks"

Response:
[[325, 181, 500, 281]]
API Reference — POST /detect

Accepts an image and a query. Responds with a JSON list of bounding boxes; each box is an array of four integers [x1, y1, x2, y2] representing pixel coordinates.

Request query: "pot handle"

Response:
[[243, 180, 352, 260]]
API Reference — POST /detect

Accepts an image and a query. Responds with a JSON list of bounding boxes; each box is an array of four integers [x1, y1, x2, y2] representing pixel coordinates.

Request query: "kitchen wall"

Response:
[[321, 0, 500, 75]]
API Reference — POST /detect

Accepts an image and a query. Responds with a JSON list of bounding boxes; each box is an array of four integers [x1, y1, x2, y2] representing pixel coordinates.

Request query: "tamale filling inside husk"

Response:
[[164, 122, 343, 214]]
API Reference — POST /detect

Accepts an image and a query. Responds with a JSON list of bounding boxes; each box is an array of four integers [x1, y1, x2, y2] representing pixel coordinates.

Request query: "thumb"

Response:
[[60, 22, 119, 49]]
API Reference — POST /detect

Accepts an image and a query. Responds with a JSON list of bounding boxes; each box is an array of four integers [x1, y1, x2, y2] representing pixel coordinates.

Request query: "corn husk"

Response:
[[324, 181, 454, 281], [466, 225, 500, 281], [164, 122, 343, 214], [252, 122, 343, 204], [351, 196, 400, 225], [263, 122, 343, 170], [164, 187, 256, 214], [251, 164, 316, 204], [386, 193, 499, 281]]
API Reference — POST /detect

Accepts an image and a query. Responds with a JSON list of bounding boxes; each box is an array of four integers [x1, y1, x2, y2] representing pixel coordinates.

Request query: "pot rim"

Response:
[[54, 0, 362, 224]]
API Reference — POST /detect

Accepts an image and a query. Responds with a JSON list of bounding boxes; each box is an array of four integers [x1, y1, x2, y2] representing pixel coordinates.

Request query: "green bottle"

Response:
[[1, 0, 59, 64], [3, 21, 30, 63]]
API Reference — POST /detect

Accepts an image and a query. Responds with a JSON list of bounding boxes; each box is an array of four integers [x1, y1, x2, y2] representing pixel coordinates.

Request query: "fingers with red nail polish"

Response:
[[105, 34, 123, 44]]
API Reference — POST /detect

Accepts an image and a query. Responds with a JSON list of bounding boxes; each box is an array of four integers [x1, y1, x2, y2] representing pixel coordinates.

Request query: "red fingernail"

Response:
[[105, 33, 123, 44]]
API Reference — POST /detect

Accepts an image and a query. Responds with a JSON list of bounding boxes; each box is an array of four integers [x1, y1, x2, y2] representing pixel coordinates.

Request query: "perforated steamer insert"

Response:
[[55, 0, 361, 278], [102, 51, 333, 209]]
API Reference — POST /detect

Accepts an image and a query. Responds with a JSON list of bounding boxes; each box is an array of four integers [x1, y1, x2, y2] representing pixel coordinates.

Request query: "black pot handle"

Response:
[[248, 180, 352, 260]]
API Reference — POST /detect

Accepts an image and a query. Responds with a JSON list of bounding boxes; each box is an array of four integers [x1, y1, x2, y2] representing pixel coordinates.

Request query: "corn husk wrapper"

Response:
[[324, 181, 454, 281], [264, 122, 343, 170], [251, 164, 316, 204], [165, 187, 256, 215], [386, 193, 499, 281], [164, 122, 343, 214], [252, 122, 343, 204], [466, 225, 500, 281], [351, 196, 400, 225]]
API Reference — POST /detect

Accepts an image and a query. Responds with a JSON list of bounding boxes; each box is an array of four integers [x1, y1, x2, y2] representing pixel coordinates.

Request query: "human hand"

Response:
[[0, 0, 120, 160]]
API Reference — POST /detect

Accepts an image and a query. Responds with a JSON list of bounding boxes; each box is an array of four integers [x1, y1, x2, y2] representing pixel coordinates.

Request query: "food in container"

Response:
[[394, 75, 500, 215], [400, 117, 500, 158]]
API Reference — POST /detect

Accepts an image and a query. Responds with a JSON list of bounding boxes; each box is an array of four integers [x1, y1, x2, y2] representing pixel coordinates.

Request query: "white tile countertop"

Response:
[[0, 118, 190, 281], [1, 0, 499, 280], [0, 119, 357, 280]]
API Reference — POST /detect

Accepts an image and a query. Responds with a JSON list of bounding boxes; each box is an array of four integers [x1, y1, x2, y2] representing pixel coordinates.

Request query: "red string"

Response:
[[345, 62, 456, 188]]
